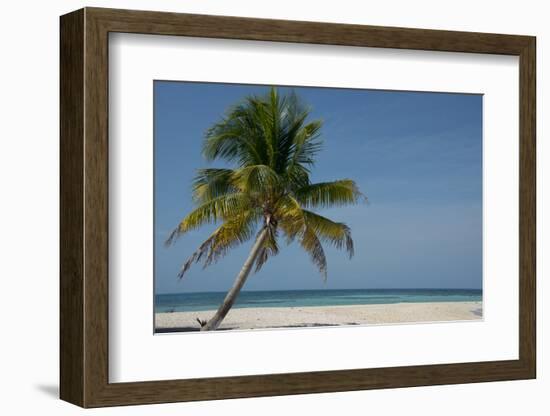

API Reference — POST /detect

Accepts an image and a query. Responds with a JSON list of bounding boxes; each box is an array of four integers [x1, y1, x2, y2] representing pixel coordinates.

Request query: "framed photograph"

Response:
[[60, 7, 536, 408]]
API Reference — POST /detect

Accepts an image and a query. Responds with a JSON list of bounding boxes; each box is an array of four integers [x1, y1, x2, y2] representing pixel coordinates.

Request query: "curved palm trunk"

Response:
[[201, 228, 269, 331]]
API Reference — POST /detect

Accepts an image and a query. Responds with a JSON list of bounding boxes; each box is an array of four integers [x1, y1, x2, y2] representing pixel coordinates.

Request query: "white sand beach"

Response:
[[155, 301, 482, 332]]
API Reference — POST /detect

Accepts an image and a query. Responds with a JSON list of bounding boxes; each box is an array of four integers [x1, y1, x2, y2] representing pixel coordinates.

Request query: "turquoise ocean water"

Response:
[[155, 289, 482, 313]]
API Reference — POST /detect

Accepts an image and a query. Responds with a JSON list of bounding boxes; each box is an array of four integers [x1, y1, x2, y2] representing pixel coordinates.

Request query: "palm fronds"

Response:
[[165, 193, 251, 246], [192, 168, 236, 203], [167, 87, 365, 281], [176, 210, 260, 277], [294, 179, 365, 209]]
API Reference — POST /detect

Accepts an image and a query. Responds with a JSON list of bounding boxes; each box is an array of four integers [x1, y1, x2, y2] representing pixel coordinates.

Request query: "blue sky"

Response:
[[154, 81, 482, 294]]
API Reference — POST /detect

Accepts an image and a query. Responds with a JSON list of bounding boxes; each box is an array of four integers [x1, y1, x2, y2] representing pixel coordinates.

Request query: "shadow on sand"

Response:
[[155, 322, 359, 333]]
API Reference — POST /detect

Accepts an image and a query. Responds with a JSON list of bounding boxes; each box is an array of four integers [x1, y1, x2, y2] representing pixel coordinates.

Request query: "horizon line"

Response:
[[156, 287, 483, 296]]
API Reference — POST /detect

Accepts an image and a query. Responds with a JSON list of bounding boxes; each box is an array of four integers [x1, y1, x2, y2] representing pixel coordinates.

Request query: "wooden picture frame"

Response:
[[60, 7, 536, 408]]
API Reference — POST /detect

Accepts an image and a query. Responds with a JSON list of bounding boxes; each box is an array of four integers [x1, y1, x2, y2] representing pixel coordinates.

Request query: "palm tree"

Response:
[[166, 87, 365, 331]]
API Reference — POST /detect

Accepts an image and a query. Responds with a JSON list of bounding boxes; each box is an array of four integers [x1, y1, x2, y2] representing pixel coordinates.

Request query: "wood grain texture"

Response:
[[518, 38, 536, 375], [59, 7, 537, 408], [59, 8, 84, 407], [83, 10, 110, 406], [89, 7, 532, 54]]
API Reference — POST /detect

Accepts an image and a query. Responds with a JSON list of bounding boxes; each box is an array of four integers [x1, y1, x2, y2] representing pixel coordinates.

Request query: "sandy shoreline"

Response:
[[155, 301, 482, 332]]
